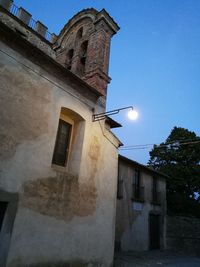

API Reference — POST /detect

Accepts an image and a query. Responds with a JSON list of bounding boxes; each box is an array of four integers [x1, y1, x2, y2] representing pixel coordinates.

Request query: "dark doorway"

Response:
[[0, 192, 18, 267], [0, 201, 8, 231], [149, 214, 160, 249]]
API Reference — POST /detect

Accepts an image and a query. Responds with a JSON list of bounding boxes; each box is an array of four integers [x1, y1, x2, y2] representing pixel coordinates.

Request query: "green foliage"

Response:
[[148, 127, 200, 217]]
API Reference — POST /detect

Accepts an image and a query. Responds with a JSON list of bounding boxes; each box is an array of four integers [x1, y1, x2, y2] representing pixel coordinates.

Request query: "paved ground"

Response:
[[114, 250, 200, 267]]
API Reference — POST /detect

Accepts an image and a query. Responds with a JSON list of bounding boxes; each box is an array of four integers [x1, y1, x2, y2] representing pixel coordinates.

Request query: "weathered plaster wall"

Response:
[[166, 215, 200, 256], [115, 161, 166, 251], [0, 39, 119, 267], [129, 173, 166, 251]]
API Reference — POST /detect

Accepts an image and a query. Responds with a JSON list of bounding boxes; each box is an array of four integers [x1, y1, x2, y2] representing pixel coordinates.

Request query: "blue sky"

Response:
[[14, 0, 200, 164]]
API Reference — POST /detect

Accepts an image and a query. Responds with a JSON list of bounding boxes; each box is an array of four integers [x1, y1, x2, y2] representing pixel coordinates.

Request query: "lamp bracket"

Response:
[[92, 106, 133, 122]]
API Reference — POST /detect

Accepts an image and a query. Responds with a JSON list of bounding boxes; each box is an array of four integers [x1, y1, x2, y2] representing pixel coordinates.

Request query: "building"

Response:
[[0, 1, 121, 266], [115, 155, 167, 252]]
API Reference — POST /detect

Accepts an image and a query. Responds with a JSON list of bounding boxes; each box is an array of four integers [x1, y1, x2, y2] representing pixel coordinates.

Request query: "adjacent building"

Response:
[[115, 155, 167, 252], [0, 1, 121, 266]]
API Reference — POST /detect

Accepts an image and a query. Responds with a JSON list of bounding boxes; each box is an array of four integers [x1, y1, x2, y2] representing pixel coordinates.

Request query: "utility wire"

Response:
[[98, 120, 119, 148], [2, 48, 199, 151], [0, 48, 121, 149], [120, 139, 200, 151]]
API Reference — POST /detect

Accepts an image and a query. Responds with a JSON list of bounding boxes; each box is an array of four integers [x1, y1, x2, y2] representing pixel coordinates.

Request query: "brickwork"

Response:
[[55, 9, 119, 96], [0, 2, 119, 97]]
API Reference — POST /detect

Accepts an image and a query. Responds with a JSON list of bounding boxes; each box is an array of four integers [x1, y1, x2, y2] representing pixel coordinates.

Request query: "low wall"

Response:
[[166, 215, 200, 256]]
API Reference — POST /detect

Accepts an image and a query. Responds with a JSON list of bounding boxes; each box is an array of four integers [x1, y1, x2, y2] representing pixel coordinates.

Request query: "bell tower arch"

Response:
[[54, 8, 119, 96]]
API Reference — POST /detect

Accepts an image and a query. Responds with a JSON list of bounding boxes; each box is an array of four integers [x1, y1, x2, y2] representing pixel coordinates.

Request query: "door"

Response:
[[149, 214, 160, 249], [0, 193, 18, 267], [0, 201, 8, 231]]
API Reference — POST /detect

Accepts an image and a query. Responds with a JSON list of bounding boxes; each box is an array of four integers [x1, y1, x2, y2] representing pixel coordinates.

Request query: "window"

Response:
[[77, 40, 88, 76], [76, 27, 83, 40], [134, 169, 140, 199], [152, 176, 160, 204], [52, 107, 85, 175], [0, 201, 8, 231], [52, 119, 72, 167], [132, 169, 144, 201], [152, 176, 157, 201], [117, 166, 123, 199], [80, 41, 88, 65]]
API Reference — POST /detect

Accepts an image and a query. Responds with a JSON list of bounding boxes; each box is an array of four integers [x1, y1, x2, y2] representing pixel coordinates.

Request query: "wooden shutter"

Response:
[[134, 169, 140, 199], [152, 176, 157, 202]]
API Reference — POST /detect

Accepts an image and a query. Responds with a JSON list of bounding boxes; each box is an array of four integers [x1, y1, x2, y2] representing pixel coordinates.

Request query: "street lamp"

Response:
[[92, 106, 138, 122]]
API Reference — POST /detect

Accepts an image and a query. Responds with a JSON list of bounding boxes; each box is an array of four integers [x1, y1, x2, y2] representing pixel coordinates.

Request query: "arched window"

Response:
[[76, 27, 83, 40], [52, 107, 85, 175], [52, 119, 72, 166], [80, 40, 88, 66], [65, 49, 74, 70]]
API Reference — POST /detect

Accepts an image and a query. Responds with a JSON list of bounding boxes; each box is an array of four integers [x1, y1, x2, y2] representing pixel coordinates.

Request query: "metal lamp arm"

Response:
[[92, 106, 133, 121]]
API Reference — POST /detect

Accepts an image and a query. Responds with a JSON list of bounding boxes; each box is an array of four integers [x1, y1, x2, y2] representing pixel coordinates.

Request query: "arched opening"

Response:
[[76, 40, 88, 76], [76, 27, 83, 40], [52, 107, 85, 175], [80, 40, 88, 66], [65, 49, 74, 70]]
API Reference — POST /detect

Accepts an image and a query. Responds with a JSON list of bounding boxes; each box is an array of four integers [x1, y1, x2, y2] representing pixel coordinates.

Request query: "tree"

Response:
[[148, 127, 200, 217]]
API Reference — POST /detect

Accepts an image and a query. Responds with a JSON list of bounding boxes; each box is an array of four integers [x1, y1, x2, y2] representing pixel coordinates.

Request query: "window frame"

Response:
[[132, 169, 144, 202], [152, 176, 161, 205], [52, 117, 73, 167]]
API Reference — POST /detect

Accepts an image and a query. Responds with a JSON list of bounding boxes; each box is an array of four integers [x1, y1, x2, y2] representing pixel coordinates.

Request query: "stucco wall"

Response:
[[115, 159, 166, 251], [0, 37, 119, 267]]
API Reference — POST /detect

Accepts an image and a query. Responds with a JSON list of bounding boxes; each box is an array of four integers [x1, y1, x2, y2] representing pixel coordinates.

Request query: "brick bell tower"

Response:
[[54, 8, 120, 97]]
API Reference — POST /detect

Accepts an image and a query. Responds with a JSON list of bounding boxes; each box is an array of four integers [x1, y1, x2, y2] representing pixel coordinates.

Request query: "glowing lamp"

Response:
[[128, 109, 138, 120]]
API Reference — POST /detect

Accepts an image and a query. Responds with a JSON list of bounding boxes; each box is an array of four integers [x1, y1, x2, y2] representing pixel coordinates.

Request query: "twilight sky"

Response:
[[14, 0, 200, 164]]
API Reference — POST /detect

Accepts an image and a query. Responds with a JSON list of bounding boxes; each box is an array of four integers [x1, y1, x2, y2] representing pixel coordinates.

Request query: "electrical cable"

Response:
[[98, 120, 119, 148], [120, 139, 200, 151], [1, 49, 199, 151], [0, 48, 121, 148]]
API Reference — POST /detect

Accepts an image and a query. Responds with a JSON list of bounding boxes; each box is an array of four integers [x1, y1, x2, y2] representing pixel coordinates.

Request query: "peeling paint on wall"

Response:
[[88, 136, 101, 162], [20, 136, 101, 221], [21, 172, 97, 221]]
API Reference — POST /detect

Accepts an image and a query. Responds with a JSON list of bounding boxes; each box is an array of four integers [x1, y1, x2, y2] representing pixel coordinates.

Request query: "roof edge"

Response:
[[119, 154, 168, 178]]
